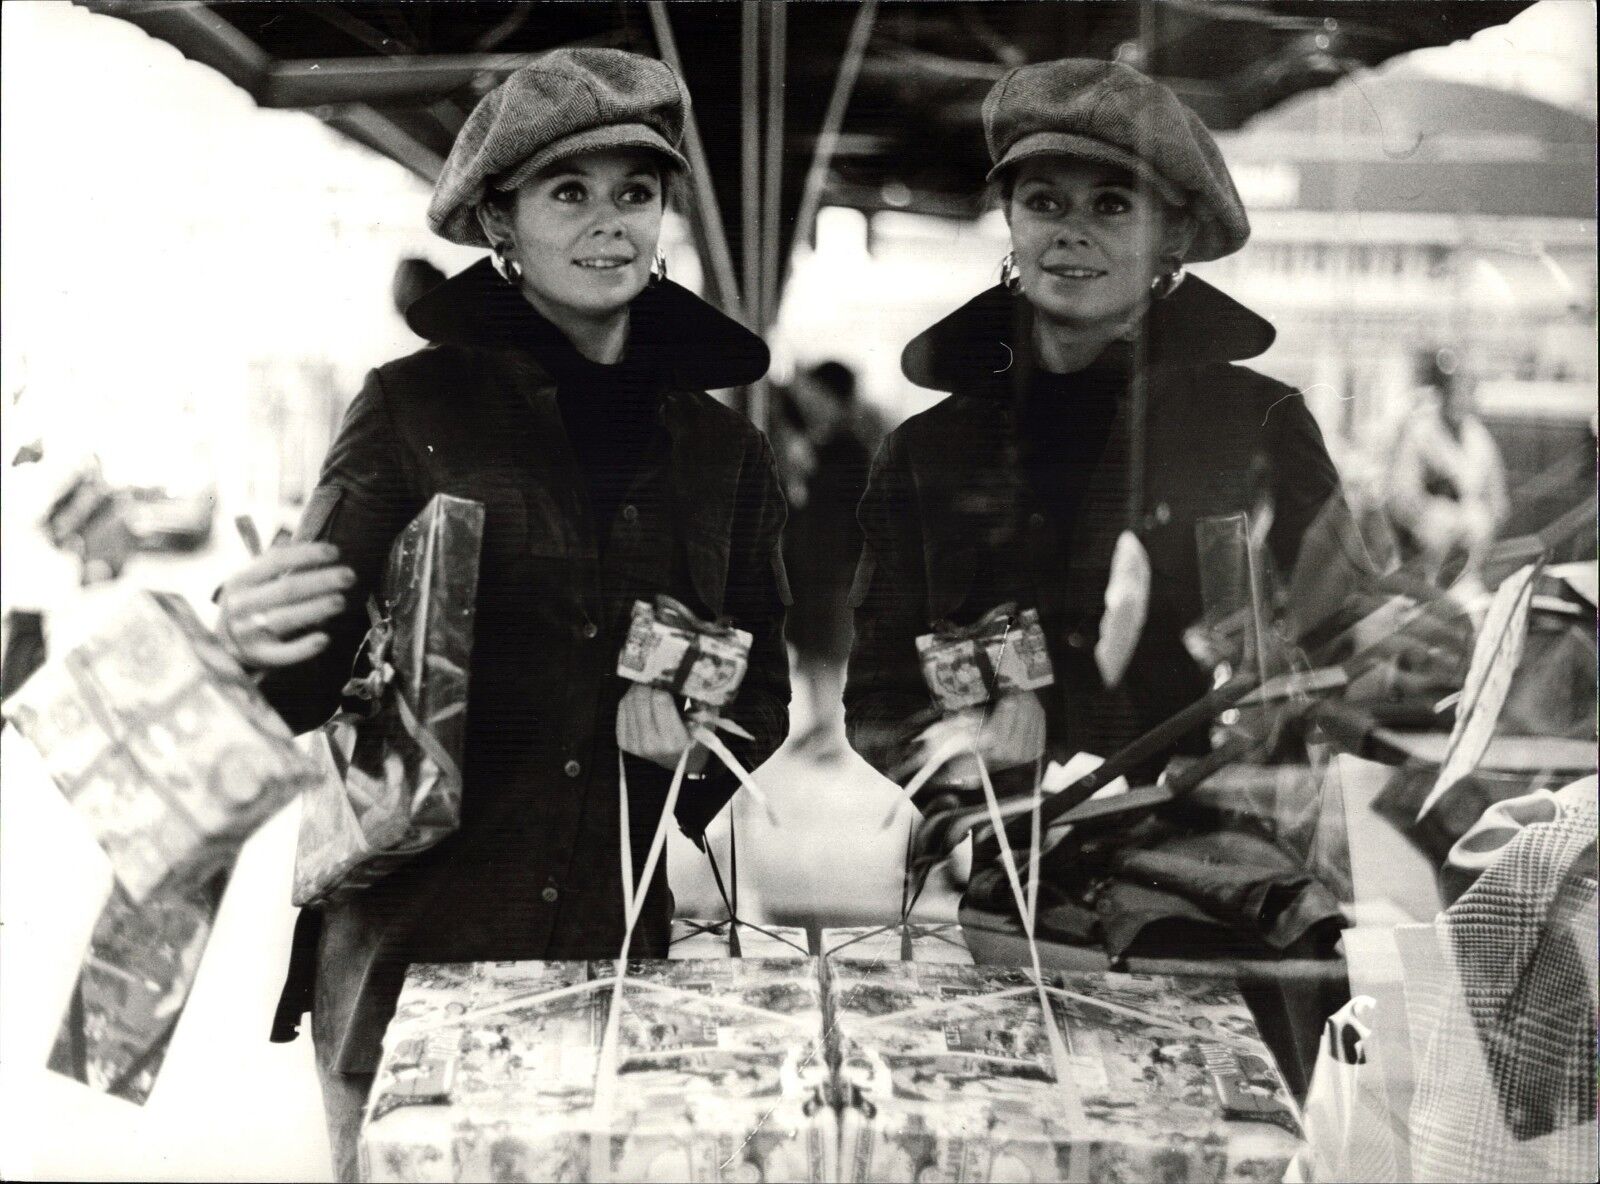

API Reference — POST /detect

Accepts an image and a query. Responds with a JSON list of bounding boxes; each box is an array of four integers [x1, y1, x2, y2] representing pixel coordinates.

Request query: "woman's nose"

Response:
[[588, 208, 628, 235], [1054, 218, 1092, 246]]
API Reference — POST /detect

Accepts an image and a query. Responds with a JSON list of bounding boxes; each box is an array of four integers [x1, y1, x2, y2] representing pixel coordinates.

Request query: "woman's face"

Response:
[[1006, 157, 1187, 333], [488, 146, 665, 321]]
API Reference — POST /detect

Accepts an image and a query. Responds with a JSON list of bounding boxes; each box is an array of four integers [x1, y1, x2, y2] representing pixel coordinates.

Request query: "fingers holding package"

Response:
[[217, 542, 357, 669], [907, 690, 1047, 789], [616, 683, 710, 775]]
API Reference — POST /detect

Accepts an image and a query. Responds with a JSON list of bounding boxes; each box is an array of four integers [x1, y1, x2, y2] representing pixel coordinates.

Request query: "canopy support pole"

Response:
[[647, 1, 743, 320], [789, 0, 878, 283]]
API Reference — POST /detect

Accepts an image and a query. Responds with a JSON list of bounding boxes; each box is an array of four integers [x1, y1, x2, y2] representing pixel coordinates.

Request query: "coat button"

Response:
[[1067, 630, 1088, 650], [1028, 512, 1047, 531], [1154, 502, 1172, 525], [564, 759, 582, 778], [581, 621, 599, 640], [621, 504, 639, 524], [541, 886, 559, 903]]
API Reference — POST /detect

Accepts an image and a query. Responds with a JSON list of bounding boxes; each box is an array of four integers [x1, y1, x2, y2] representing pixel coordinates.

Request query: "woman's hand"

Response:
[[907, 690, 1046, 788], [616, 683, 709, 774], [216, 542, 355, 670]]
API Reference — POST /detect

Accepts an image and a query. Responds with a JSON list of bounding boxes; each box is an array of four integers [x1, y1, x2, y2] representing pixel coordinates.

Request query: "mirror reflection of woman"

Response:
[[213, 49, 789, 1180], [846, 60, 1343, 814]]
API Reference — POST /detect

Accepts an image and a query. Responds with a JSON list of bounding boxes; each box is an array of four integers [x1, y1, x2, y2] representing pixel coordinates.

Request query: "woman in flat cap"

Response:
[[845, 62, 1345, 843], [214, 47, 788, 1178]]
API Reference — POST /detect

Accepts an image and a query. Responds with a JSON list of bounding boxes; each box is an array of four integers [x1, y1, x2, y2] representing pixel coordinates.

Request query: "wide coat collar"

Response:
[[405, 258, 769, 391], [900, 275, 1275, 397]]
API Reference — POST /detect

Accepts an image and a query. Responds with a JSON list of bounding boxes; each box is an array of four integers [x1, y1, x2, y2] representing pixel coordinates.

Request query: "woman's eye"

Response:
[[620, 184, 659, 206], [1095, 192, 1132, 215], [1022, 191, 1060, 214], [551, 182, 586, 203]]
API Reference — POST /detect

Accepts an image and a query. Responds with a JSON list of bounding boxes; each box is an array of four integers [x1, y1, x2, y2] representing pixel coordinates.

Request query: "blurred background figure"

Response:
[[1383, 347, 1510, 590], [777, 361, 881, 758]]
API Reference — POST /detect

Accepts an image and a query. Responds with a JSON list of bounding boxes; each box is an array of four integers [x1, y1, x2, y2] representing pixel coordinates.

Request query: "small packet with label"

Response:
[[916, 602, 1054, 712], [617, 594, 753, 709]]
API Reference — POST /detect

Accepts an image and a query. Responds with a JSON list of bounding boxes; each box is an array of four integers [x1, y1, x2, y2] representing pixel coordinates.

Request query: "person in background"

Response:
[[846, 58, 1344, 810], [212, 49, 789, 1180], [1384, 347, 1509, 590], [778, 361, 879, 756]]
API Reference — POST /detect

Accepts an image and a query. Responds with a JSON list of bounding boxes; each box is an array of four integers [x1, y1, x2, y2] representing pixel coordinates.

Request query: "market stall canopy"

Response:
[[80, 0, 1532, 328]]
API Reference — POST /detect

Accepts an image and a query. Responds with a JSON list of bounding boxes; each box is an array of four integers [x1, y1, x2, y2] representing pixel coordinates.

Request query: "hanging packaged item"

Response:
[[292, 494, 485, 907], [4, 588, 322, 903], [617, 594, 753, 709], [915, 603, 1054, 713], [668, 918, 810, 960], [832, 962, 1303, 1184], [361, 957, 836, 1183], [821, 922, 973, 965], [47, 868, 230, 1105]]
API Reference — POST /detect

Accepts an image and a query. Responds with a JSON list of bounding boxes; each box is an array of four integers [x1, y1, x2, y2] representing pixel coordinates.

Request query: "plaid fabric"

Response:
[[1402, 787, 1598, 1182], [429, 47, 688, 247], [982, 59, 1249, 261]]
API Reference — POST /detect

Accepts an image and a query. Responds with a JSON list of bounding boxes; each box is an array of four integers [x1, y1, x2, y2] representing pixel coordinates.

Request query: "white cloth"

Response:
[[1095, 529, 1150, 688]]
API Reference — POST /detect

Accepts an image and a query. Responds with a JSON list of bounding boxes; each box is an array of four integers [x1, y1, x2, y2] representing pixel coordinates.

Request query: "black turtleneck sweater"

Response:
[[519, 304, 668, 548], [1016, 345, 1127, 558]]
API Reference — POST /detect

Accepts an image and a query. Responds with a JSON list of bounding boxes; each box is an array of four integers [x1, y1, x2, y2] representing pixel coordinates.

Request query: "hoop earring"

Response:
[[491, 240, 524, 285], [1151, 265, 1186, 300], [999, 250, 1022, 293], [649, 250, 668, 285]]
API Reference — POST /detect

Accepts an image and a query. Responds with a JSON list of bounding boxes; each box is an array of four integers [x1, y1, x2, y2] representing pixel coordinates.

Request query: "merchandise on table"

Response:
[[617, 595, 753, 709], [48, 867, 230, 1105], [821, 922, 974, 965], [3, 589, 321, 903], [831, 962, 1303, 1183], [293, 494, 484, 907], [916, 604, 1054, 712], [363, 957, 835, 1183], [668, 918, 811, 959]]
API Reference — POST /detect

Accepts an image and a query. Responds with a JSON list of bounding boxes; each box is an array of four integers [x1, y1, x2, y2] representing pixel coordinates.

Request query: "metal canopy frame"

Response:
[[79, 0, 1534, 415]]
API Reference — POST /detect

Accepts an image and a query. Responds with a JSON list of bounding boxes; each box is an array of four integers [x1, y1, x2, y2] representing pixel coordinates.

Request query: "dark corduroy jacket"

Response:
[[845, 278, 1342, 778], [266, 261, 789, 1071]]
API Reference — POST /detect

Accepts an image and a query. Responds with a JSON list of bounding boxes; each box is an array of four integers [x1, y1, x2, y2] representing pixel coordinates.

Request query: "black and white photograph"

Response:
[[1, 2, 1595, 1180]]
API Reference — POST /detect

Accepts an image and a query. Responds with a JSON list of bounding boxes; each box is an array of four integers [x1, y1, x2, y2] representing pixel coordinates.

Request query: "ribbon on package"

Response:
[[330, 596, 463, 792], [899, 616, 1074, 1087], [590, 593, 779, 1176], [881, 602, 1053, 828]]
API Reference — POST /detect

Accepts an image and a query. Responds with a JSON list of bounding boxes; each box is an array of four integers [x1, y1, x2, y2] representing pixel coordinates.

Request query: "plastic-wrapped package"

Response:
[[293, 494, 484, 907]]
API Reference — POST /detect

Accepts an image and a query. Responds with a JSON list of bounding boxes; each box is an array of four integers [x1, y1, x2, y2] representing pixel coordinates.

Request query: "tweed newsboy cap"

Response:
[[429, 46, 689, 247], [984, 59, 1249, 262]]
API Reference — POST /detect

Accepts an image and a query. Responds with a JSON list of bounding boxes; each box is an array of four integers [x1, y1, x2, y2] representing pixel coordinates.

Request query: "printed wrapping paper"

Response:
[[363, 958, 836, 1183], [293, 494, 485, 907], [3, 589, 322, 903], [47, 867, 230, 1105], [916, 604, 1054, 713], [821, 923, 974, 966], [831, 963, 1303, 1183], [668, 918, 812, 960], [617, 595, 753, 709]]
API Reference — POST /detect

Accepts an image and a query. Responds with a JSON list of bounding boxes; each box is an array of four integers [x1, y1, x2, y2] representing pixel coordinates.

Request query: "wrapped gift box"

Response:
[[832, 962, 1302, 1183], [669, 919, 811, 960], [821, 923, 973, 966], [293, 494, 484, 906], [363, 958, 835, 1183], [4, 589, 321, 902], [47, 868, 230, 1104], [617, 596, 752, 709], [916, 604, 1054, 712]]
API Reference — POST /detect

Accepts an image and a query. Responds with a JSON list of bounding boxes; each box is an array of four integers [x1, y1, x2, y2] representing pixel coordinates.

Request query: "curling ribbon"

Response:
[[589, 706, 777, 1178]]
